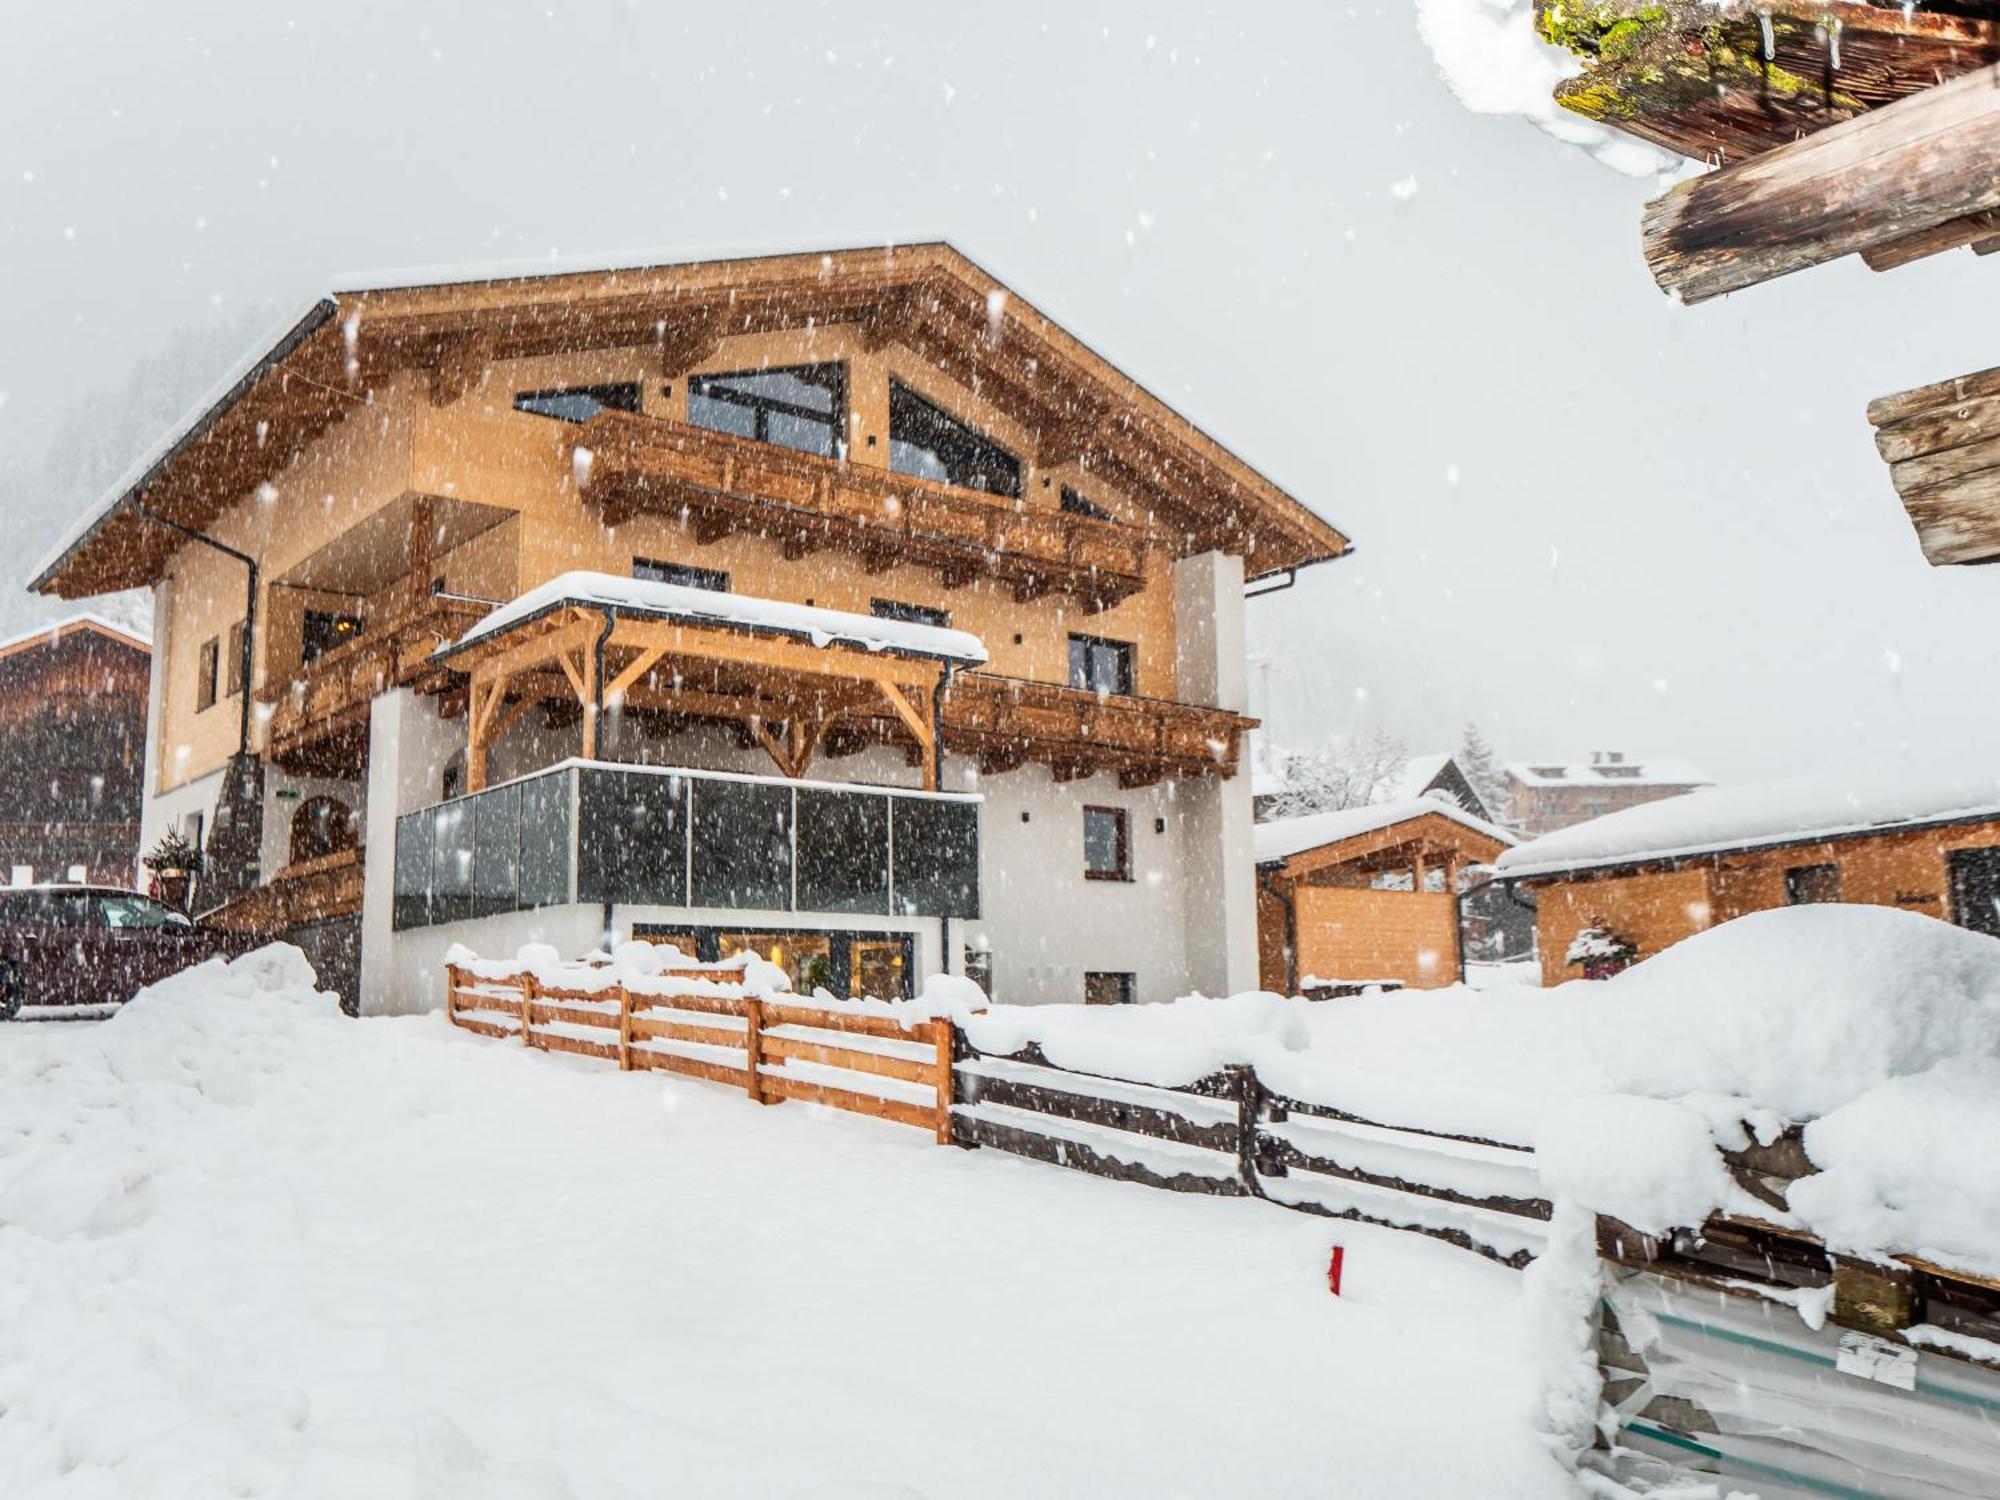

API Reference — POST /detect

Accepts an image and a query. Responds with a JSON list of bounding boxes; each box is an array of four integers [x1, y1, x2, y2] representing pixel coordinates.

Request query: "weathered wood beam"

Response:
[[1642, 62, 2000, 303], [1861, 211, 2000, 273], [1870, 363, 2000, 565]]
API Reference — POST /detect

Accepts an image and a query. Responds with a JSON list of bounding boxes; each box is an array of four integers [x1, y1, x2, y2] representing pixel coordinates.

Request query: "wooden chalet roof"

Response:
[[1537, 3, 2000, 300], [32, 243, 1350, 600], [0, 613, 150, 666]]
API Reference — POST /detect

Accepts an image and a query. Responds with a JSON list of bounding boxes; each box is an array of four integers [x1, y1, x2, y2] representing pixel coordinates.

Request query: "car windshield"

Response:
[[98, 894, 183, 930]]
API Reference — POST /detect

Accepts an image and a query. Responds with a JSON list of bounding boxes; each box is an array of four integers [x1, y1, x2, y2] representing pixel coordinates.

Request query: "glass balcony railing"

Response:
[[392, 761, 980, 931]]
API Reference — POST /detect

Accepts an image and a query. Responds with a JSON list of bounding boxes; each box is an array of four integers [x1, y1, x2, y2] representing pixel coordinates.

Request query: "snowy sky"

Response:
[[1, 2, 1996, 783]]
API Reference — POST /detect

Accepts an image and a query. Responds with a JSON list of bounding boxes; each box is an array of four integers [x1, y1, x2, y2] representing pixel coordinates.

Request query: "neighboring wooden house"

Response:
[[1503, 752, 1710, 838], [1253, 748, 1493, 823], [30, 243, 1349, 1013], [1254, 798, 1514, 993], [0, 615, 149, 888], [1497, 768, 2000, 985]]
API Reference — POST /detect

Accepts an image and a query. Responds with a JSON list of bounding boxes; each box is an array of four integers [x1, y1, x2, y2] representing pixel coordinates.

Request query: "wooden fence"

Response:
[[445, 964, 955, 1144], [447, 963, 1550, 1265], [952, 1037, 1552, 1267]]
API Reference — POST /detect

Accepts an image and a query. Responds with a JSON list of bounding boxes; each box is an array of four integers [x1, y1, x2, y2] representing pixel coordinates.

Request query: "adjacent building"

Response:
[[1496, 766, 2000, 986], [1503, 752, 1710, 838], [0, 615, 150, 888], [1254, 797, 1513, 993], [31, 244, 1349, 1013]]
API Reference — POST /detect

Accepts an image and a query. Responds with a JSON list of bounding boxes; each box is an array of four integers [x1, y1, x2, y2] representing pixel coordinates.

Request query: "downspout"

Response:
[[593, 606, 617, 954], [933, 663, 955, 984], [133, 502, 257, 759]]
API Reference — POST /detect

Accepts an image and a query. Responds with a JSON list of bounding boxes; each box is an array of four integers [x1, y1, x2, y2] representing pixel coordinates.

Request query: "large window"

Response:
[[1068, 634, 1135, 697], [635, 558, 730, 593], [888, 380, 1021, 497], [514, 382, 643, 424], [302, 610, 364, 664], [1083, 806, 1131, 882], [688, 364, 845, 458]]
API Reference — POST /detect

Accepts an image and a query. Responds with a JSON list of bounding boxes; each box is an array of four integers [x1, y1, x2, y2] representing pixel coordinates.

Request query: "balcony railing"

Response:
[[392, 761, 980, 932], [941, 674, 1249, 782], [203, 847, 364, 933], [573, 410, 1151, 612], [262, 595, 490, 766]]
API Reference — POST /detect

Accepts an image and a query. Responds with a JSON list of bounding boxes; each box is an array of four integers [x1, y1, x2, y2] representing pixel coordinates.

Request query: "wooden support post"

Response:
[[617, 982, 634, 1072], [580, 637, 601, 762], [520, 972, 538, 1048], [1832, 1256, 1917, 1335], [933, 1021, 957, 1146], [744, 995, 768, 1104]]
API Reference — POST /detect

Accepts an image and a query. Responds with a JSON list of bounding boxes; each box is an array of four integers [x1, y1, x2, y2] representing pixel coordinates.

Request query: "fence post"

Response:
[[444, 964, 461, 1028], [744, 995, 766, 1104], [617, 982, 633, 1072], [933, 1020, 956, 1146], [520, 972, 538, 1049], [1227, 1064, 1265, 1198]]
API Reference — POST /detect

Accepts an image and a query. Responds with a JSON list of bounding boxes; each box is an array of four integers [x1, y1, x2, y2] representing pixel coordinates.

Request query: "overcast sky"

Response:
[[2, 3, 1996, 782]]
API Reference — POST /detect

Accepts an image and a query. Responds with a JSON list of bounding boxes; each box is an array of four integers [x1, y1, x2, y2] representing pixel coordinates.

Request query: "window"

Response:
[[1060, 485, 1113, 522], [1785, 863, 1843, 905], [870, 599, 951, 629], [1083, 806, 1131, 882], [514, 382, 643, 424], [226, 621, 247, 697], [1949, 847, 2000, 937], [301, 610, 363, 663], [888, 380, 1021, 496], [1084, 971, 1135, 1006], [97, 893, 184, 930], [688, 364, 845, 458], [1068, 634, 1135, 697], [195, 638, 219, 711], [634, 558, 730, 592]]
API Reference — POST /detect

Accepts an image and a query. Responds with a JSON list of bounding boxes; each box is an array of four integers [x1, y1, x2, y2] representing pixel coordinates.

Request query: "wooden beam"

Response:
[[1861, 211, 2000, 273], [1642, 62, 2000, 303], [603, 642, 671, 705]]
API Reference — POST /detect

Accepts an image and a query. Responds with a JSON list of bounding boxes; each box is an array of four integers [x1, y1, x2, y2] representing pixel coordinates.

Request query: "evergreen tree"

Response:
[[1456, 720, 1506, 822]]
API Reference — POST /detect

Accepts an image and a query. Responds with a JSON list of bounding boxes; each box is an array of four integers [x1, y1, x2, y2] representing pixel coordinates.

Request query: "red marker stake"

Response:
[[1327, 1244, 1345, 1297]]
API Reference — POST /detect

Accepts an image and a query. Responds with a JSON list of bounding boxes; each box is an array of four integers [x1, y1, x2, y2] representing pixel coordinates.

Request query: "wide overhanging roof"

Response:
[[1254, 797, 1516, 868], [33, 242, 1351, 600], [439, 570, 989, 669]]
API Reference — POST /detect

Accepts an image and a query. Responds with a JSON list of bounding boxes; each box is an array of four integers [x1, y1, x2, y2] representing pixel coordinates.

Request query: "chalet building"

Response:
[[1252, 749, 1492, 824], [31, 244, 1348, 1013], [1496, 767, 2000, 986], [1254, 798, 1513, 993], [0, 616, 150, 888], [1503, 752, 1709, 838]]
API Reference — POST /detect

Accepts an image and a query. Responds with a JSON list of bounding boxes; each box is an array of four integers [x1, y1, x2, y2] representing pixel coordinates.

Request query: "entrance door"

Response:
[[1948, 847, 2000, 936]]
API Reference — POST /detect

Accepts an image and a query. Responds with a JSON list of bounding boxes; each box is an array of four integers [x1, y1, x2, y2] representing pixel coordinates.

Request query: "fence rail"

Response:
[[445, 964, 955, 1142]]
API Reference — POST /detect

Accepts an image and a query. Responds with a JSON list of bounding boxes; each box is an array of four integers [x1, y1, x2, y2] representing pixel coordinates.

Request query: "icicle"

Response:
[[1759, 10, 1775, 61]]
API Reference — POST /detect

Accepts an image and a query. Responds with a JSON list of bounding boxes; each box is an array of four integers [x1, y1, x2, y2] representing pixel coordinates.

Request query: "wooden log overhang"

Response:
[[572, 409, 1151, 613], [1870, 363, 2000, 566], [34, 244, 1350, 603]]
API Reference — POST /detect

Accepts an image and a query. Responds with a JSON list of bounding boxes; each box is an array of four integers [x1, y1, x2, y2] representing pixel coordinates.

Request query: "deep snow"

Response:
[[0, 949, 1570, 1499]]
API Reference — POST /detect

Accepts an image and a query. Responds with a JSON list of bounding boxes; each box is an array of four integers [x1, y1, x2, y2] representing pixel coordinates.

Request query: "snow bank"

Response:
[[1412, 0, 1676, 178]]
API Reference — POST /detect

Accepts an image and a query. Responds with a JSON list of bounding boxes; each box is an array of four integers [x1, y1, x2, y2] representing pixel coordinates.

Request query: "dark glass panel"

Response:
[[578, 768, 689, 907], [891, 797, 980, 919], [692, 779, 793, 911], [393, 808, 434, 930], [795, 789, 889, 915], [430, 797, 476, 926], [518, 772, 574, 909], [472, 783, 521, 919]]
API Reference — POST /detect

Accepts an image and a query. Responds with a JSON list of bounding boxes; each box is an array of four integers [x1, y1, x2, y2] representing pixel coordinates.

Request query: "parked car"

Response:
[[0, 885, 257, 1019]]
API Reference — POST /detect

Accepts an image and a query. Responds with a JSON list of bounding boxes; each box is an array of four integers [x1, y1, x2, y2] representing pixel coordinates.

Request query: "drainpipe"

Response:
[[932, 664, 956, 987], [134, 503, 257, 758], [590, 607, 617, 764]]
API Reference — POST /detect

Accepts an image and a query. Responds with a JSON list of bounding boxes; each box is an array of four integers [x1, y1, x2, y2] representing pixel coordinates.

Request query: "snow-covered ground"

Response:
[[0, 950, 1571, 1499]]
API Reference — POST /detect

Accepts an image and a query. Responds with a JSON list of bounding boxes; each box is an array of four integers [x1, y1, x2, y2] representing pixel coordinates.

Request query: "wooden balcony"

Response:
[[572, 410, 1152, 612], [262, 596, 490, 774], [204, 847, 364, 934]]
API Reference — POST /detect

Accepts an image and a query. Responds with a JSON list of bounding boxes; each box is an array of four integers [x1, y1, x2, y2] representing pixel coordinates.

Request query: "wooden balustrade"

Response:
[[940, 673, 1249, 785], [203, 847, 364, 933], [573, 409, 1152, 612]]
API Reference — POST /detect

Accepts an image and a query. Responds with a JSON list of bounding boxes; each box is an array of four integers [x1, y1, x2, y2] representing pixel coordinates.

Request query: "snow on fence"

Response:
[[952, 1037, 1551, 1267], [444, 961, 956, 1143]]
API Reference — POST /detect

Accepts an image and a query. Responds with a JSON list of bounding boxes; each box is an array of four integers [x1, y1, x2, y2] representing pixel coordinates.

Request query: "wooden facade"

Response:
[[1255, 806, 1513, 993], [1520, 811, 2000, 985], [0, 617, 150, 887]]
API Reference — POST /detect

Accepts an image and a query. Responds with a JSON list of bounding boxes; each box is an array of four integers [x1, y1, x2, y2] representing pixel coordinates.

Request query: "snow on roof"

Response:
[[449, 571, 989, 667], [1503, 756, 1711, 789], [0, 612, 152, 662], [1253, 795, 1515, 867], [1382, 752, 1453, 804], [1497, 761, 2000, 880]]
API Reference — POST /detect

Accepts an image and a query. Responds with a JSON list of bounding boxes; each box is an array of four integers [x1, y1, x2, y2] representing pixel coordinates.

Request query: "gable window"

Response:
[[688, 364, 845, 458], [635, 558, 730, 593], [871, 599, 950, 629], [1083, 806, 1131, 882], [1785, 863, 1843, 905], [1068, 634, 1135, 697], [302, 610, 364, 664], [1084, 971, 1135, 1006], [889, 380, 1021, 497], [1060, 485, 1113, 522], [195, 638, 219, 711], [226, 621, 247, 697], [513, 383, 643, 424]]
